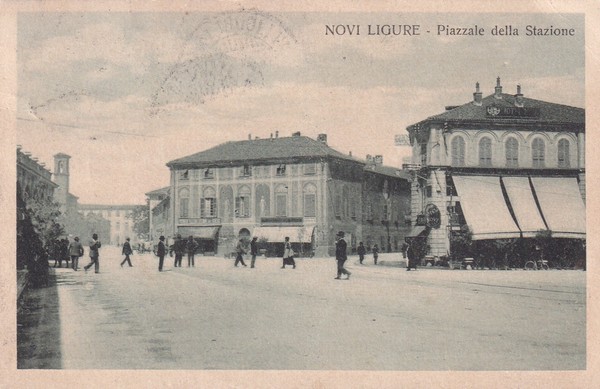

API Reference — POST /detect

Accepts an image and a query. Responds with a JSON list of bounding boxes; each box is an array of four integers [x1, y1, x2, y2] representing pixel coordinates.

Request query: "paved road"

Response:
[[55, 246, 585, 370]]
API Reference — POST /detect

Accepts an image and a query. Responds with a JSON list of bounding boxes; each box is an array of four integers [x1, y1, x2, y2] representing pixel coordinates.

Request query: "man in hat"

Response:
[[250, 236, 258, 268], [156, 235, 166, 271], [334, 231, 351, 280]]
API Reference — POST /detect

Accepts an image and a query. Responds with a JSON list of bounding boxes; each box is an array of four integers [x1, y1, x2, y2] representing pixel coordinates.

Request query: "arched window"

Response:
[[532, 138, 545, 168], [558, 139, 570, 168], [179, 188, 190, 218], [303, 184, 317, 218], [451, 136, 465, 166], [201, 187, 217, 218], [235, 186, 251, 218], [479, 137, 492, 167], [505, 137, 519, 168]]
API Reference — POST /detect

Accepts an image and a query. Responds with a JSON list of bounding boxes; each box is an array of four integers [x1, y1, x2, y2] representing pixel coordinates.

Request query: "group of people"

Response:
[[154, 234, 201, 271], [55, 231, 417, 277], [51, 234, 102, 273], [356, 242, 380, 265]]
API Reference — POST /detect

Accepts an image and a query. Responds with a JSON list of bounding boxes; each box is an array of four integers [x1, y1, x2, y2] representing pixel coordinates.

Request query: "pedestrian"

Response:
[[186, 235, 197, 267], [156, 235, 166, 271], [83, 233, 102, 273], [281, 236, 296, 269], [334, 231, 351, 280], [372, 243, 379, 265], [120, 237, 134, 267], [171, 234, 184, 267], [250, 236, 258, 268], [68, 236, 84, 271], [52, 239, 61, 268], [62, 238, 70, 269], [234, 238, 247, 267], [357, 241, 366, 264], [406, 241, 418, 271]]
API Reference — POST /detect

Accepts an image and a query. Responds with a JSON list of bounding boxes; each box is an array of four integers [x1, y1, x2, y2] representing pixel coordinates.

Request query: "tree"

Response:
[[127, 204, 150, 239]]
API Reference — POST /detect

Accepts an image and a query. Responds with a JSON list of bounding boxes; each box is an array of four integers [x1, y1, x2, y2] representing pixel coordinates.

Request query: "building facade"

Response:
[[78, 204, 140, 245], [405, 78, 585, 264], [17, 146, 58, 203], [165, 133, 411, 257], [146, 186, 171, 242]]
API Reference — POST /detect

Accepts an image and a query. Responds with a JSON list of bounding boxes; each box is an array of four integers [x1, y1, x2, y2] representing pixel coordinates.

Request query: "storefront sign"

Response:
[[486, 105, 540, 118]]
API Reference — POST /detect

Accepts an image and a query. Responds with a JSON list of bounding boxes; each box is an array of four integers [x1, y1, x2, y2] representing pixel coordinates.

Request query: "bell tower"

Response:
[[53, 153, 71, 209]]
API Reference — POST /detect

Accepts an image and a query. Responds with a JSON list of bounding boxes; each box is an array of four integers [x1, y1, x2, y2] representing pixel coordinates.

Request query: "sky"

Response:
[[15, 11, 584, 205]]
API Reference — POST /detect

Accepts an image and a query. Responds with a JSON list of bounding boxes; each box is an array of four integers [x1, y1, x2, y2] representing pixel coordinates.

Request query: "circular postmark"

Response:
[[149, 9, 297, 115]]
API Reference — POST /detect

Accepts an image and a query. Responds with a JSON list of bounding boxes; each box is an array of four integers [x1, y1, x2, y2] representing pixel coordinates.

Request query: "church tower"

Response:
[[53, 153, 71, 210]]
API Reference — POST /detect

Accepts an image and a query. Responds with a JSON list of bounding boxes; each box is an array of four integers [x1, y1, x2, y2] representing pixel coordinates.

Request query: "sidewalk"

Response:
[[16, 268, 62, 369]]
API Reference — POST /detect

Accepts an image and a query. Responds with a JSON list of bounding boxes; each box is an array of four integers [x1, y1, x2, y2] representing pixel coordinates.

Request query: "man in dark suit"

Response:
[[120, 237, 133, 267], [156, 236, 166, 271], [334, 231, 351, 280], [250, 237, 258, 268]]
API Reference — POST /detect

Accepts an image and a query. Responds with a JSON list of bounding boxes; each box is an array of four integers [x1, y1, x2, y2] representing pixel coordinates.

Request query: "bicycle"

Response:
[[524, 259, 549, 270]]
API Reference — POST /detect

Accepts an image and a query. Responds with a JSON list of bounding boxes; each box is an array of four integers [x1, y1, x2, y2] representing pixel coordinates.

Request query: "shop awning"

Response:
[[253, 226, 315, 243], [177, 226, 220, 239], [452, 175, 521, 240], [405, 225, 429, 238], [530, 177, 586, 239], [502, 177, 547, 238]]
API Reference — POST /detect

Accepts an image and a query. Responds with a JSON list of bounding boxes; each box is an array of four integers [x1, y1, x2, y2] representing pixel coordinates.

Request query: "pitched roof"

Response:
[[364, 164, 411, 180], [145, 186, 170, 197], [167, 135, 363, 168], [409, 93, 584, 129]]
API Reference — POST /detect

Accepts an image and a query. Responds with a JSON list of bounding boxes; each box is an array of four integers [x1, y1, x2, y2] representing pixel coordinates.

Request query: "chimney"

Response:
[[366, 154, 373, 164], [349, 151, 352, 156], [292, 131, 301, 137], [275, 130, 279, 138], [494, 76, 503, 99], [374, 155, 383, 166], [270, 133, 273, 140], [514, 84, 524, 107], [317, 133, 328, 144], [473, 81, 483, 106], [248, 133, 252, 140]]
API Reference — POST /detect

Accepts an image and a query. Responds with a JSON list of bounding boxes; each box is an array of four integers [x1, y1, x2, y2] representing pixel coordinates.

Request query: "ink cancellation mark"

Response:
[[149, 10, 296, 116]]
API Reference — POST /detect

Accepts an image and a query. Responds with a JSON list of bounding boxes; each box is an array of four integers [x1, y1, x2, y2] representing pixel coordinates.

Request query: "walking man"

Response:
[[234, 238, 247, 267], [357, 241, 366, 264], [84, 233, 101, 273], [68, 237, 84, 271], [186, 236, 197, 267], [156, 235, 166, 271], [281, 236, 296, 269], [250, 237, 258, 268], [120, 237, 133, 267], [334, 231, 351, 280]]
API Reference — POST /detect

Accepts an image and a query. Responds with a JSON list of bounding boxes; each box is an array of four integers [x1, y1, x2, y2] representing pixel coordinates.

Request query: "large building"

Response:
[[405, 78, 585, 265], [78, 204, 139, 245], [17, 146, 57, 203], [165, 133, 411, 257]]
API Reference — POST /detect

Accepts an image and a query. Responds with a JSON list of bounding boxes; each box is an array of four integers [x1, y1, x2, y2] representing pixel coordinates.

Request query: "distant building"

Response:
[[165, 133, 411, 257], [78, 204, 139, 245], [405, 78, 585, 264]]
